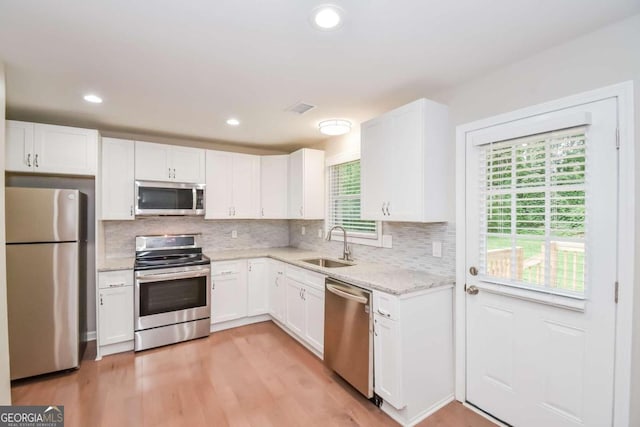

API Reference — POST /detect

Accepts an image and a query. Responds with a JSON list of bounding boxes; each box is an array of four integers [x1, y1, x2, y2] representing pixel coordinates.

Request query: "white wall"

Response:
[[0, 62, 12, 403], [431, 14, 640, 426]]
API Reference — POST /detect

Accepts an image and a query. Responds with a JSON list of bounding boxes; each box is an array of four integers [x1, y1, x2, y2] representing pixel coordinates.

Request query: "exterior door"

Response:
[[465, 98, 618, 426]]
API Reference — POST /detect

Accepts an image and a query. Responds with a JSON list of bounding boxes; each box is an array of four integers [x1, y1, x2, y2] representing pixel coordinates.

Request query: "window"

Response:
[[480, 126, 587, 296], [327, 159, 378, 240]]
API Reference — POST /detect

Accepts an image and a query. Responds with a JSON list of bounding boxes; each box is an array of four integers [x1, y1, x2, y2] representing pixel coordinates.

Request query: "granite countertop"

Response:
[[205, 247, 454, 296], [97, 256, 135, 272]]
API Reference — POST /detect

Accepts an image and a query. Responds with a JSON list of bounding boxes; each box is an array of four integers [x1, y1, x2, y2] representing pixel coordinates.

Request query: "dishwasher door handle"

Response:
[[326, 284, 368, 304]]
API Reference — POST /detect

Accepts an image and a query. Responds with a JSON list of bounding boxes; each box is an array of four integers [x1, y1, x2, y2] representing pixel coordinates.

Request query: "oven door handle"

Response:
[[137, 270, 210, 283]]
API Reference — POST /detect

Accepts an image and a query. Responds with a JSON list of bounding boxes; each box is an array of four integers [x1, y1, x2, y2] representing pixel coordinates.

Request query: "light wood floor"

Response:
[[12, 321, 495, 427]]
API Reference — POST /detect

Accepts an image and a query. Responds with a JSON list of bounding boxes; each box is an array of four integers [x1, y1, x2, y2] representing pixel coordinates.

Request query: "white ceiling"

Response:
[[0, 1, 638, 150]]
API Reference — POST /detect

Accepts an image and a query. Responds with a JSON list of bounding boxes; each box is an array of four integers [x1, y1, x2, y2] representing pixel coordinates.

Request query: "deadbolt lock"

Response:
[[469, 266, 478, 276]]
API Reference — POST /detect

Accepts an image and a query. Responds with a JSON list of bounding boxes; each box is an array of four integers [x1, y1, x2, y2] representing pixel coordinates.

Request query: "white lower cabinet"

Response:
[[268, 260, 286, 322], [372, 287, 454, 426], [97, 270, 134, 350], [284, 265, 325, 354], [247, 258, 269, 316], [373, 314, 403, 408], [303, 285, 324, 352], [211, 260, 248, 324]]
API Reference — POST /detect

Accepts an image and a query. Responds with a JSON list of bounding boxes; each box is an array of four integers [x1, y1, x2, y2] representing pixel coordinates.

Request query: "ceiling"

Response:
[[1, 1, 638, 150]]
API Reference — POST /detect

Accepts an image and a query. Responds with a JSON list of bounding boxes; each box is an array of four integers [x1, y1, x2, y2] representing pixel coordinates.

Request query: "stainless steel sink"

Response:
[[301, 258, 354, 268]]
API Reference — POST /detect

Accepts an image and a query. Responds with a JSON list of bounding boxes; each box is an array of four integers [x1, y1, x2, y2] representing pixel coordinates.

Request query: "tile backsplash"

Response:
[[289, 220, 456, 277], [102, 216, 455, 278], [102, 217, 290, 258]]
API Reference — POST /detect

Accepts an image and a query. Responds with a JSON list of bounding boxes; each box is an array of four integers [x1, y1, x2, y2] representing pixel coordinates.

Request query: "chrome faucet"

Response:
[[325, 226, 352, 261]]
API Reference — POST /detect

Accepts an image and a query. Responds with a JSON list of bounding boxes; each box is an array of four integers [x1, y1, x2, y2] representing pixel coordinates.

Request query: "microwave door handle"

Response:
[[137, 270, 209, 283], [193, 187, 197, 211]]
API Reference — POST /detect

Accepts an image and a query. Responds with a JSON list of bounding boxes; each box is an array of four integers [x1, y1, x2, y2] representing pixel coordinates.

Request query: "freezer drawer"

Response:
[[6, 242, 80, 379], [6, 187, 81, 243]]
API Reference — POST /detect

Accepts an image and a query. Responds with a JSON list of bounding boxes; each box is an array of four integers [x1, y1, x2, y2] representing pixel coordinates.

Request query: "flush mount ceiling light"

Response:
[[226, 118, 240, 126], [83, 94, 103, 104], [311, 5, 344, 30], [319, 119, 351, 136]]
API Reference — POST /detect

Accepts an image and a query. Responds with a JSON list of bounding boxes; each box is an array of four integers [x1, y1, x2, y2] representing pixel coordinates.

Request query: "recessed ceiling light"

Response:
[[226, 118, 240, 126], [319, 119, 351, 136], [83, 94, 103, 104], [312, 5, 343, 30]]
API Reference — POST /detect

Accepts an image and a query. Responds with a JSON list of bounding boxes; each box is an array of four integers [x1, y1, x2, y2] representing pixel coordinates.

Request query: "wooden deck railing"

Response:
[[486, 242, 585, 291]]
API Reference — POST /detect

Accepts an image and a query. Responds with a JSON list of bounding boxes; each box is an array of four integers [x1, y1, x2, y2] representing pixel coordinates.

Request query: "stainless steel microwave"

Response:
[[135, 181, 205, 216]]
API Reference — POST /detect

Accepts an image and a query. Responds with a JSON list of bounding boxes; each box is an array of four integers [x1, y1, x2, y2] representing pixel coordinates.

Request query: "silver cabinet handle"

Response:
[[108, 282, 126, 288], [26, 153, 31, 167], [168, 167, 172, 178], [229, 207, 232, 216], [377, 308, 392, 317], [34, 154, 39, 168], [100, 294, 103, 306], [130, 206, 134, 216], [381, 203, 385, 215], [299, 207, 303, 216], [261, 208, 264, 217], [275, 276, 280, 287], [385, 202, 391, 216], [233, 207, 236, 216], [173, 168, 176, 179], [212, 280, 215, 290]]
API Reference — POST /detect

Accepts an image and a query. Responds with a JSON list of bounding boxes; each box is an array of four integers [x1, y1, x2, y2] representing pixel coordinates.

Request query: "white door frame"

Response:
[[455, 81, 635, 426]]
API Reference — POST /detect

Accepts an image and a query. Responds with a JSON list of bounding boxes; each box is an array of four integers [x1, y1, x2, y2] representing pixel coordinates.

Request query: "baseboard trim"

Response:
[[271, 318, 323, 360], [381, 394, 454, 427], [83, 331, 97, 342], [210, 314, 271, 332], [98, 340, 134, 359]]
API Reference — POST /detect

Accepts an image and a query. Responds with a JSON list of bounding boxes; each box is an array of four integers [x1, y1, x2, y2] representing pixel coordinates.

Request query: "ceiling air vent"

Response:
[[286, 102, 316, 115]]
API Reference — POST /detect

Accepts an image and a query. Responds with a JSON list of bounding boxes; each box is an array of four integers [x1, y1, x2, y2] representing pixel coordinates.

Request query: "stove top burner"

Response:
[[134, 234, 209, 271]]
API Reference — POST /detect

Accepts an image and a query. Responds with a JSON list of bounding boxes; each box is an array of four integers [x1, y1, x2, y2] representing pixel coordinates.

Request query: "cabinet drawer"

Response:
[[212, 260, 245, 276], [286, 264, 325, 291], [373, 291, 399, 320], [98, 270, 133, 289]]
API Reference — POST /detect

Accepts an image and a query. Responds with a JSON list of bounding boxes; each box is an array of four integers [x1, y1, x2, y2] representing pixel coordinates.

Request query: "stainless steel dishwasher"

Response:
[[324, 277, 377, 402]]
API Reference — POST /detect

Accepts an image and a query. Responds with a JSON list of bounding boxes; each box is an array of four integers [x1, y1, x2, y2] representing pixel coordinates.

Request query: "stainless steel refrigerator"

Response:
[[5, 187, 87, 380]]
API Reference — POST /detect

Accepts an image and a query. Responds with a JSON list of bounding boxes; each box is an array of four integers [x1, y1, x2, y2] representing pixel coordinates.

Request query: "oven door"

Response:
[[134, 264, 211, 331]]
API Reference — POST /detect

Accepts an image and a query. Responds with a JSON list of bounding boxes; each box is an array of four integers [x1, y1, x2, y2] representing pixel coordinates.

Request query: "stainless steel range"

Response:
[[134, 234, 210, 351]]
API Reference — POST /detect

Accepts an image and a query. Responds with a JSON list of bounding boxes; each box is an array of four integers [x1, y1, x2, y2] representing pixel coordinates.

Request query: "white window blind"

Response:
[[328, 160, 377, 236], [479, 126, 587, 296]]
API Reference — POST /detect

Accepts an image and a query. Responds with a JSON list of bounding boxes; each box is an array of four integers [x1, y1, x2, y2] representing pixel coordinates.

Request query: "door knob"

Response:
[[466, 285, 479, 295]]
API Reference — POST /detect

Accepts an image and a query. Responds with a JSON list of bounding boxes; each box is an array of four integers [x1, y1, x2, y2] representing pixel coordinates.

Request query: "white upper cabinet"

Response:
[[360, 98, 450, 222], [6, 121, 98, 176], [134, 141, 205, 183], [288, 148, 325, 219], [101, 138, 135, 220], [260, 155, 288, 219], [205, 150, 260, 219]]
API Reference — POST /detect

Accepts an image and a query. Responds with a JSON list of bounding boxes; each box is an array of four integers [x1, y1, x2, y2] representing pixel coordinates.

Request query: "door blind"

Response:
[[479, 126, 588, 296], [328, 160, 377, 235]]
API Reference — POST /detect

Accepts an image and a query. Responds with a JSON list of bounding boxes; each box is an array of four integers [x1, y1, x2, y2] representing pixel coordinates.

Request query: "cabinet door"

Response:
[[211, 272, 247, 323], [247, 258, 268, 316], [101, 138, 135, 220], [98, 286, 134, 346], [33, 124, 98, 175], [205, 150, 233, 219], [360, 117, 391, 221], [288, 149, 304, 218], [5, 121, 34, 172], [260, 155, 288, 218], [388, 101, 424, 221], [301, 149, 325, 219], [374, 314, 404, 409], [303, 285, 324, 353], [285, 278, 305, 336], [170, 146, 205, 183], [232, 153, 260, 218], [135, 141, 171, 181], [268, 261, 286, 322]]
